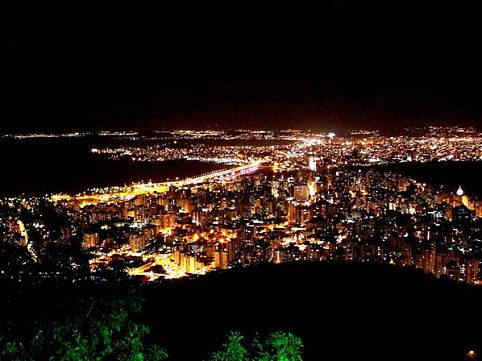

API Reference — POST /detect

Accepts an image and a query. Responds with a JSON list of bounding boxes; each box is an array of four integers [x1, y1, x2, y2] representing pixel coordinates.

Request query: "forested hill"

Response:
[[1, 261, 480, 360], [142, 262, 482, 360]]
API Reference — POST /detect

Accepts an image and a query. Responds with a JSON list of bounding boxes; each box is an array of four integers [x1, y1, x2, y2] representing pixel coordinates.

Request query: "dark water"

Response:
[[0, 138, 227, 195], [3, 137, 481, 198], [375, 161, 482, 197]]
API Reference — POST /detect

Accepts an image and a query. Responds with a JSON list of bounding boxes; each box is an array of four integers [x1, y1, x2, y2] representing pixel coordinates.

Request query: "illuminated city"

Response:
[[0, 127, 479, 287]]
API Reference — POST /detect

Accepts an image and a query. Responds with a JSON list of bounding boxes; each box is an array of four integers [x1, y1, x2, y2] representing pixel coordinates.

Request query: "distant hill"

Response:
[[374, 161, 482, 197], [142, 262, 482, 361]]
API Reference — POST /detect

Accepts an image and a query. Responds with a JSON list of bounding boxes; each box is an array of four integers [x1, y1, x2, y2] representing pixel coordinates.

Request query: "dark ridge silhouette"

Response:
[[142, 262, 482, 361], [1, 262, 481, 360]]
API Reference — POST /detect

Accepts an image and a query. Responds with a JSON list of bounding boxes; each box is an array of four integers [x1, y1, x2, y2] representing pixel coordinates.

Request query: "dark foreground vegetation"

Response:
[[1, 260, 481, 360]]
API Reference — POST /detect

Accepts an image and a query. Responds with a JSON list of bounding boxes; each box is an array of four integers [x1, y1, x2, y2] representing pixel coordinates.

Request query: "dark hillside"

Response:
[[1, 262, 480, 360], [142, 262, 482, 360]]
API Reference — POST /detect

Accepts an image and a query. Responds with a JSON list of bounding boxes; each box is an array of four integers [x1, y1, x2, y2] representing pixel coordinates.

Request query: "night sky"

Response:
[[3, 2, 482, 133]]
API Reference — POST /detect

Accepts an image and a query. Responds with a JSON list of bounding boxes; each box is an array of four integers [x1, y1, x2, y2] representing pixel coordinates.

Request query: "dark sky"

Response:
[[3, 2, 482, 133]]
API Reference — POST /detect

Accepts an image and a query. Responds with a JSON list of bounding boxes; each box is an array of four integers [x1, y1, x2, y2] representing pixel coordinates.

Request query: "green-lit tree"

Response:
[[252, 332, 304, 361], [211, 331, 247, 361], [210, 331, 303, 361], [0, 292, 167, 361]]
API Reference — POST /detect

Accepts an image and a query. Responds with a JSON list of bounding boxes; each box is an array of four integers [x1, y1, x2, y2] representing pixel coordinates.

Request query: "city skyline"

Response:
[[3, 126, 481, 283]]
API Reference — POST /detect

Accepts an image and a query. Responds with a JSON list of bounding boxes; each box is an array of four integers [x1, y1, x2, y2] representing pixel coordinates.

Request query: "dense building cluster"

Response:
[[1, 127, 481, 284]]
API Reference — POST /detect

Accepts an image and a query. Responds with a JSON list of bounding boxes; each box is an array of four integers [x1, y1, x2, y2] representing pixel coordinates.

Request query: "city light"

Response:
[[1, 127, 479, 284]]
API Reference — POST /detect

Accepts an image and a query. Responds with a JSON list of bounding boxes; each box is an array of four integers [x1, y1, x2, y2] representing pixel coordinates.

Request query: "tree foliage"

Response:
[[0, 291, 167, 361], [210, 331, 303, 361], [211, 331, 247, 361]]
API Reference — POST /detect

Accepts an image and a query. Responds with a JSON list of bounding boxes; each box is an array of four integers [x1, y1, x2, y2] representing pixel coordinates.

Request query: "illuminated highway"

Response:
[[51, 161, 262, 207], [170, 160, 261, 186]]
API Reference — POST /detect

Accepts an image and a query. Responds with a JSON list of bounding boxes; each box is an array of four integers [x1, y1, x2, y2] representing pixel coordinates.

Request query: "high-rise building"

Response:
[[308, 156, 317, 172], [182, 254, 197, 273], [161, 212, 177, 228], [465, 258, 479, 285], [215, 248, 229, 269], [288, 202, 298, 224], [294, 185, 309, 202], [227, 241, 236, 262], [476, 201, 482, 218], [453, 205, 473, 228], [272, 248, 284, 264], [434, 254, 446, 277], [82, 232, 99, 249], [129, 232, 147, 252], [421, 248, 435, 274]]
